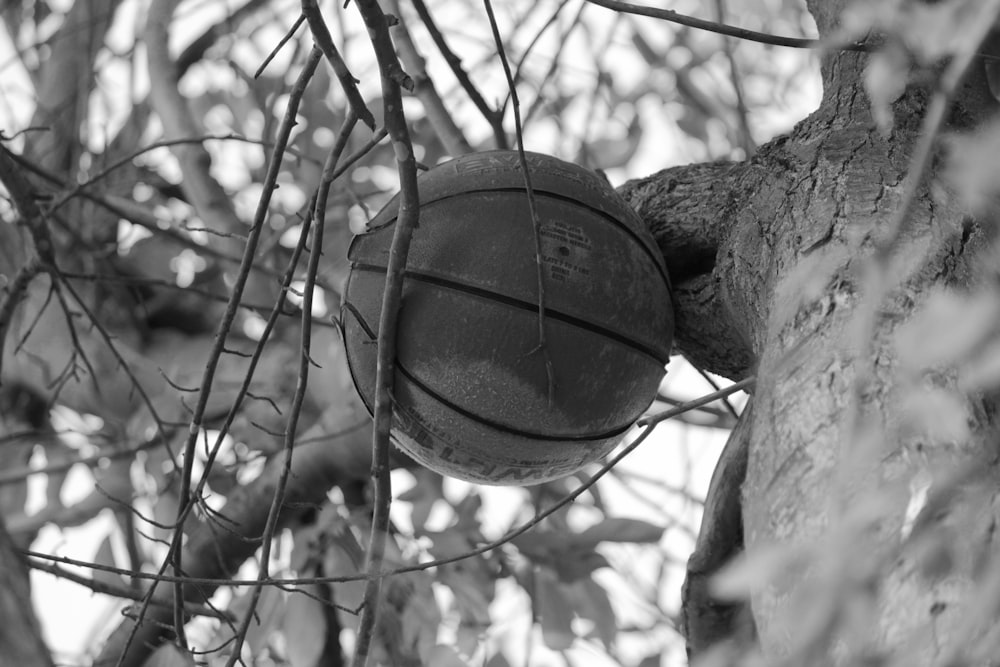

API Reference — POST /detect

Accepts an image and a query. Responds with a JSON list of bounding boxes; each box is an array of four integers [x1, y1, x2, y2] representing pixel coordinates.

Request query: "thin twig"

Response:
[[410, 0, 508, 148], [0, 142, 57, 376], [484, 0, 555, 404], [351, 2, 421, 664], [111, 47, 324, 667], [638, 376, 754, 426], [26, 559, 231, 619], [521, 1, 586, 131], [21, 376, 757, 589], [223, 109, 359, 667], [692, 364, 740, 421], [584, 0, 871, 51], [256, 12, 306, 78], [384, 0, 473, 156], [48, 133, 323, 216], [713, 0, 755, 157], [302, 0, 377, 130]]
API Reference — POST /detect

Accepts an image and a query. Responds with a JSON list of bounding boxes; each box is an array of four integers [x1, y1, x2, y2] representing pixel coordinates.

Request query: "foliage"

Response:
[[0, 1, 807, 666], [14, 1, 1000, 667]]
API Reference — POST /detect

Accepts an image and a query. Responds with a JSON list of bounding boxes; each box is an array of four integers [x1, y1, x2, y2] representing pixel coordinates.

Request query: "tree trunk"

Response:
[[623, 1, 1000, 661]]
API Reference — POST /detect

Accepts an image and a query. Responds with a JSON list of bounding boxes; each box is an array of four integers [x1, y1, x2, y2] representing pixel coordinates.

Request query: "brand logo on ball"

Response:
[[342, 150, 674, 485]]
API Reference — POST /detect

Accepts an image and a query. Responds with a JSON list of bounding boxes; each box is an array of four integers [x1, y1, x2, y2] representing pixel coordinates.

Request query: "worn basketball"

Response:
[[342, 150, 673, 485]]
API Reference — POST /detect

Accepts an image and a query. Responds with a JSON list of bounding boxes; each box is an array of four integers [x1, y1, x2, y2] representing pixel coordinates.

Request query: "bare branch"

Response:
[[145, 0, 250, 260], [584, 0, 869, 51], [301, 0, 377, 130], [0, 520, 53, 667], [410, 0, 508, 148], [223, 110, 361, 667], [384, 0, 474, 156], [350, 1, 422, 663]]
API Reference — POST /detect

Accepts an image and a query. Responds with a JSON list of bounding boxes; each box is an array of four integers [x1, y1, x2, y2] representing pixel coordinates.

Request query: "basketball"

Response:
[[341, 150, 674, 485]]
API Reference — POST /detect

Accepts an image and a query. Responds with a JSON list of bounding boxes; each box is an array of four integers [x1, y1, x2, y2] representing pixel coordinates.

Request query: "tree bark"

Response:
[[624, 2, 1000, 661]]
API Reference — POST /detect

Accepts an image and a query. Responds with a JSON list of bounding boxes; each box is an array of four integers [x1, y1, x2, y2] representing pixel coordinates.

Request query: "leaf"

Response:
[[397, 468, 443, 532], [576, 518, 665, 546], [960, 338, 1000, 390], [635, 653, 662, 667], [510, 530, 567, 560], [144, 643, 196, 667], [898, 387, 970, 445], [710, 542, 804, 601], [91, 534, 126, 590], [551, 550, 610, 582], [443, 568, 492, 627], [568, 577, 617, 648], [534, 568, 575, 651], [283, 587, 327, 667], [864, 48, 908, 135], [485, 652, 513, 667], [946, 118, 1000, 212], [217, 585, 286, 658], [401, 581, 441, 663], [324, 540, 367, 624], [248, 585, 286, 657], [452, 491, 482, 531], [455, 625, 481, 657], [896, 288, 1000, 371], [771, 244, 849, 330], [423, 644, 469, 667]]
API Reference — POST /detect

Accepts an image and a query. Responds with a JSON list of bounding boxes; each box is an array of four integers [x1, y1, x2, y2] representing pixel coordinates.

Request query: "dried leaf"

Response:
[[283, 587, 327, 667]]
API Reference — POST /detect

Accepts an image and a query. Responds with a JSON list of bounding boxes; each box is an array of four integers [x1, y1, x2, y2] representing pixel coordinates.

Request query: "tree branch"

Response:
[[92, 403, 376, 667], [145, 0, 255, 263], [350, 1, 421, 663], [619, 160, 756, 379], [0, 519, 53, 667], [584, 0, 869, 51], [384, 0, 474, 156]]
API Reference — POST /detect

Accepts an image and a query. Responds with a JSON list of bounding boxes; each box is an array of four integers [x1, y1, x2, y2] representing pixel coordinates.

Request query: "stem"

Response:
[[350, 2, 421, 664]]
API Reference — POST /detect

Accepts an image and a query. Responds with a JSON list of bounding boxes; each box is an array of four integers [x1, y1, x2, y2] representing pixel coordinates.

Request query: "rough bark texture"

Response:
[[622, 1, 1000, 661]]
